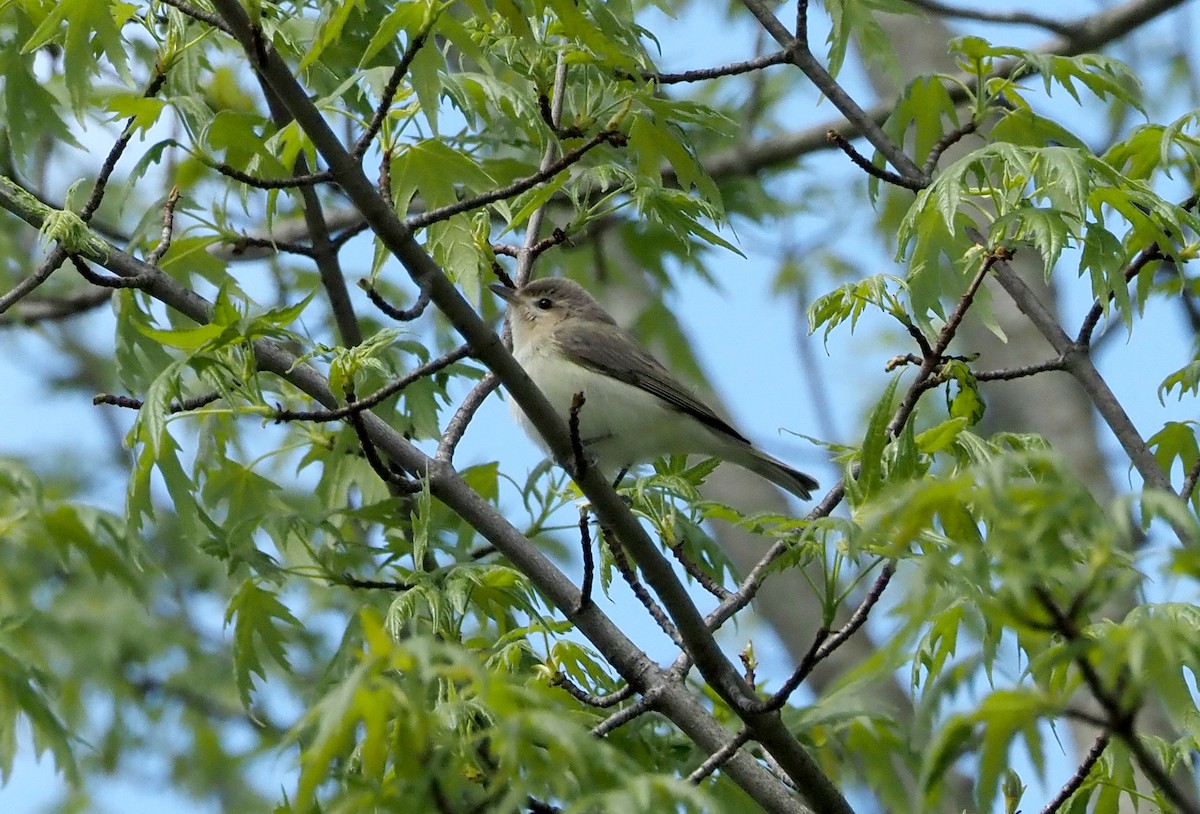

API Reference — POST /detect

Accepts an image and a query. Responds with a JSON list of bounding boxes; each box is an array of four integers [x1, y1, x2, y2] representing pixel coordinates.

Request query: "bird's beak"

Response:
[[489, 283, 518, 304]]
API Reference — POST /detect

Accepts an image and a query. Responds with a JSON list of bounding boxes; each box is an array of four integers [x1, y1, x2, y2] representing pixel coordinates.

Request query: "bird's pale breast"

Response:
[[511, 337, 725, 469]]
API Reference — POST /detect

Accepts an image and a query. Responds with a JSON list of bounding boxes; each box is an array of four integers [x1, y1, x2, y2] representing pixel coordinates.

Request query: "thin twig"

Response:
[[214, 232, 318, 260], [490, 257, 516, 290], [81, 68, 169, 222], [404, 129, 622, 231], [991, 259, 1174, 494], [93, 391, 222, 413], [668, 540, 731, 600], [353, 29, 433, 159], [827, 129, 925, 191], [688, 728, 754, 783], [275, 344, 472, 422], [337, 574, 413, 592], [554, 674, 633, 708], [1039, 733, 1109, 814], [362, 280, 432, 321], [0, 289, 112, 326], [0, 246, 68, 315], [699, 484, 848, 641], [895, 311, 935, 359], [888, 253, 999, 436], [577, 506, 595, 611], [1181, 457, 1200, 503], [740, 0, 925, 183], [904, 0, 1074, 36], [329, 219, 372, 251], [146, 186, 181, 266], [604, 529, 684, 648], [158, 0, 231, 32], [436, 372, 499, 463], [528, 226, 574, 262], [752, 563, 895, 714], [343, 387, 423, 493], [202, 157, 331, 189], [292, 147, 363, 350], [1062, 707, 1112, 729], [1078, 194, 1196, 346], [922, 120, 979, 177], [591, 695, 657, 737], [646, 50, 792, 84], [70, 255, 155, 289], [568, 392, 588, 479], [1076, 244, 1165, 347], [517, 54, 571, 286], [973, 358, 1068, 382]]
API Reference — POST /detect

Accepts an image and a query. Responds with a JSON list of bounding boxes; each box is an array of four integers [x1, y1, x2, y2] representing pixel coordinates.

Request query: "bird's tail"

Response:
[[736, 448, 819, 501]]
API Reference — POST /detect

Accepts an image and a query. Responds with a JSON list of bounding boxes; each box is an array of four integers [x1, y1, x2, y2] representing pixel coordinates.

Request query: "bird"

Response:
[[490, 277, 818, 500]]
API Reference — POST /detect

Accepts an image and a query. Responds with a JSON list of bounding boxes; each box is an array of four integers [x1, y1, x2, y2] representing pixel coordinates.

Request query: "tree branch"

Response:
[[739, 0, 925, 184], [903, 0, 1074, 36], [1039, 732, 1109, 814], [645, 50, 792, 84], [405, 130, 622, 232], [352, 26, 435, 160], [0, 288, 112, 326], [274, 344, 472, 423], [1034, 587, 1200, 814], [990, 259, 1173, 494]]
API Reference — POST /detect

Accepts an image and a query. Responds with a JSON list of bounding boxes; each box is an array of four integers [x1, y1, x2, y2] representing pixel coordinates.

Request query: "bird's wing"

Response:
[[554, 322, 750, 443]]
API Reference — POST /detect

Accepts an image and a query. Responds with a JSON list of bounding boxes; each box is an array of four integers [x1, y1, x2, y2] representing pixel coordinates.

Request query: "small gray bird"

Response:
[[491, 277, 818, 500]]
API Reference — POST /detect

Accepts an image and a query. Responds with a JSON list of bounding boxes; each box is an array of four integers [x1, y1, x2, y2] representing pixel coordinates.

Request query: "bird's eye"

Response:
[[534, 297, 554, 310]]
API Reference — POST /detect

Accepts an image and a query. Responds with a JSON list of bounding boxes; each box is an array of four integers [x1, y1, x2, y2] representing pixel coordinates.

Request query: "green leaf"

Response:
[[973, 690, 1054, 811], [0, 639, 78, 783], [361, 2, 429, 65], [1147, 421, 1200, 485], [224, 580, 300, 709], [1159, 358, 1200, 402], [852, 375, 901, 503], [808, 273, 909, 341], [545, 0, 644, 72], [135, 321, 228, 351], [391, 140, 496, 212], [885, 77, 960, 173], [407, 33, 446, 133], [989, 207, 1074, 276], [916, 417, 970, 454], [940, 362, 988, 427], [0, 45, 80, 161], [22, 0, 137, 114], [297, 0, 365, 71], [825, 0, 899, 80]]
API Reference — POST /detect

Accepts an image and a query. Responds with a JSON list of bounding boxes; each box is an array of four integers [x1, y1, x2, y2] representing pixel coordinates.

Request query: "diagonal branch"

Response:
[[1039, 732, 1109, 814], [352, 26, 434, 160], [990, 260, 1172, 494], [739, 0, 925, 184], [405, 129, 623, 231], [904, 0, 1074, 36]]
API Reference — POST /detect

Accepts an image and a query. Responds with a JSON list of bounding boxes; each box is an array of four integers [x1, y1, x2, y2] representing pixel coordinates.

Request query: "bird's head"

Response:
[[490, 277, 615, 345]]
